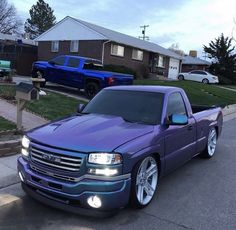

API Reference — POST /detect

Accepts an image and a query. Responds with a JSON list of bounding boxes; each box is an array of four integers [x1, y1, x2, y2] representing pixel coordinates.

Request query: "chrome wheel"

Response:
[[202, 78, 209, 84], [135, 156, 158, 206], [208, 128, 217, 156]]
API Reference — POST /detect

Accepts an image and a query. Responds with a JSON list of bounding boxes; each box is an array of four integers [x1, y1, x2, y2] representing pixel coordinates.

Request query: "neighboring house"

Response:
[[182, 51, 211, 72], [35, 16, 181, 79], [0, 33, 37, 75]]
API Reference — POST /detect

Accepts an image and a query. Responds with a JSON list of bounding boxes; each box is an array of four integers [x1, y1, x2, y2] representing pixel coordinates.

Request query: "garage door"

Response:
[[168, 58, 180, 79]]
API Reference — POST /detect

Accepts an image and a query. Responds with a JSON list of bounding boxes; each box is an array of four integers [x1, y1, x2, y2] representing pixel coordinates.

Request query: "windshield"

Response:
[[82, 89, 164, 125]]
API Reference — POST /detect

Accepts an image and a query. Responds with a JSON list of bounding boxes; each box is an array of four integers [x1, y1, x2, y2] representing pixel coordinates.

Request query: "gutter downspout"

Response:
[[102, 40, 111, 65]]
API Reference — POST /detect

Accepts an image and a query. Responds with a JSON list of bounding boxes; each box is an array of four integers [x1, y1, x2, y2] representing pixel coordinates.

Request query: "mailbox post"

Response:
[[15, 73, 45, 130]]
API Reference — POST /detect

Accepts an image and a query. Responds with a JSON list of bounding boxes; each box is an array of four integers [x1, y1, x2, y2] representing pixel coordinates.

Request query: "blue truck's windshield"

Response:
[[83, 90, 164, 125]]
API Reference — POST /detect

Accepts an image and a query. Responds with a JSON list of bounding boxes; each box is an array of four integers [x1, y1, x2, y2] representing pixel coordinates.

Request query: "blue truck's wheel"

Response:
[[201, 127, 217, 158], [85, 82, 99, 99], [131, 155, 158, 208]]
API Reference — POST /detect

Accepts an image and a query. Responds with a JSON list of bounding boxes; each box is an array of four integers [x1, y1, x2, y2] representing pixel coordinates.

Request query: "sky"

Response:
[[8, 0, 236, 57]]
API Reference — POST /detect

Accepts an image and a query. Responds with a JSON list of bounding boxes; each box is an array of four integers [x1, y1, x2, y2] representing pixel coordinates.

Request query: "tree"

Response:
[[0, 0, 22, 34], [203, 34, 236, 84], [168, 43, 185, 56], [25, 0, 56, 39]]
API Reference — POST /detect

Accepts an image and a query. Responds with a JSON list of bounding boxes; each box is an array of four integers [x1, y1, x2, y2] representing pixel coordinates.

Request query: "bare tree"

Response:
[[0, 0, 22, 34]]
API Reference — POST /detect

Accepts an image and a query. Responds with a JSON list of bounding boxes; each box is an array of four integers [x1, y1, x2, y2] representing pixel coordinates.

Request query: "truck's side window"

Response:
[[167, 92, 187, 117], [67, 58, 80, 68], [52, 56, 65, 66]]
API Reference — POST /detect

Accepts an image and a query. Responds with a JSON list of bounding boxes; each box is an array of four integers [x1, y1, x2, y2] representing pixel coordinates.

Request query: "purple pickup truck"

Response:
[[17, 86, 223, 216]]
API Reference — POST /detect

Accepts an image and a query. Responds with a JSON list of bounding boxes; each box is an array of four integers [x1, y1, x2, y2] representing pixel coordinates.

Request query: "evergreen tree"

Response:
[[25, 0, 56, 39], [203, 34, 236, 84]]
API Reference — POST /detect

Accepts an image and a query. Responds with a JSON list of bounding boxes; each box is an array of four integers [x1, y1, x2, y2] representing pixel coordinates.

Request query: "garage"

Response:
[[168, 58, 180, 79]]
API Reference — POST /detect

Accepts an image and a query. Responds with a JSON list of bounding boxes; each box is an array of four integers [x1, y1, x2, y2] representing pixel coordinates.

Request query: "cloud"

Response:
[[8, 0, 236, 57]]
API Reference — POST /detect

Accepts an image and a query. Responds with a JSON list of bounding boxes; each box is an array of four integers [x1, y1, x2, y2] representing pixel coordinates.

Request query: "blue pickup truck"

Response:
[[32, 55, 133, 98]]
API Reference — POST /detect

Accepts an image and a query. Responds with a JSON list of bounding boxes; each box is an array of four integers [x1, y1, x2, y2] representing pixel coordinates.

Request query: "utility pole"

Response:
[[139, 25, 149, 41]]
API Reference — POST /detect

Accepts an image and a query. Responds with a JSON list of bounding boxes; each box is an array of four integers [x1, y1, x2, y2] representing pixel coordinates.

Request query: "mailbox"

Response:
[[16, 82, 39, 101]]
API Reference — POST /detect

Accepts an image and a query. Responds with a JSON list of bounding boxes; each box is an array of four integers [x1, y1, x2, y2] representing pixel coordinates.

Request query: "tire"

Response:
[[202, 78, 209, 84], [130, 155, 158, 208], [85, 82, 99, 99], [178, 75, 184, 80], [200, 128, 217, 158]]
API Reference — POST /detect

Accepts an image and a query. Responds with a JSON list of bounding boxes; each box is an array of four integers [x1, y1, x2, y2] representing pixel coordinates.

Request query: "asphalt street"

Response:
[[0, 119, 236, 230]]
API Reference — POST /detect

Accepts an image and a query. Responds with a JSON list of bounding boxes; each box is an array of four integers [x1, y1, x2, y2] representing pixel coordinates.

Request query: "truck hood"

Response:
[[27, 114, 153, 153]]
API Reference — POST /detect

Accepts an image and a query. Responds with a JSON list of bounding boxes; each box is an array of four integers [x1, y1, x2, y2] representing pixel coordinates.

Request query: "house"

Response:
[[0, 33, 37, 75], [35, 16, 182, 79], [181, 51, 211, 72]]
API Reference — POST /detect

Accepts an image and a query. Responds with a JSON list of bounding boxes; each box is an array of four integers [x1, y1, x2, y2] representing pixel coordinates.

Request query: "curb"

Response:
[[0, 139, 21, 157]]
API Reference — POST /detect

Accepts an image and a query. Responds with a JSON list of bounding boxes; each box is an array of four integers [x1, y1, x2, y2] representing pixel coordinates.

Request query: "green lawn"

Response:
[[0, 85, 87, 121], [0, 84, 16, 100], [25, 91, 86, 120], [0, 116, 16, 131], [134, 80, 236, 107]]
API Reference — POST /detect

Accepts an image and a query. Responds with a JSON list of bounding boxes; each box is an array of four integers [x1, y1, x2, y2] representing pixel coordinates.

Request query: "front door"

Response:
[[164, 92, 196, 174]]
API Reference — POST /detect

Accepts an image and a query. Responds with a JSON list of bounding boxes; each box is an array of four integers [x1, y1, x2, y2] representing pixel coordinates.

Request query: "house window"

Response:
[[70, 40, 79, 52], [132, 49, 143, 61], [158, 55, 165, 68], [51, 41, 59, 52], [111, 44, 124, 57]]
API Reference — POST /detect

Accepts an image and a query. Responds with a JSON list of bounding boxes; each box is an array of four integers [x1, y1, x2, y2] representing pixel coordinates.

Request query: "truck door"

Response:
[[47, 56, 66, 83], [61, 57, 83, 88], [164, 92, 196, 173]]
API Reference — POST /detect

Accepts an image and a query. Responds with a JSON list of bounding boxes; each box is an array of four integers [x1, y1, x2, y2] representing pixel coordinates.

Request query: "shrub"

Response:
[[103, 65, 136, 78], [218, 75, 233, 85]]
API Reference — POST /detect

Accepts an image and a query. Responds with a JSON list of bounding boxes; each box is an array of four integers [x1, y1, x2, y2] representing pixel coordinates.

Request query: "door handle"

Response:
[[188, 125, 193, 131]]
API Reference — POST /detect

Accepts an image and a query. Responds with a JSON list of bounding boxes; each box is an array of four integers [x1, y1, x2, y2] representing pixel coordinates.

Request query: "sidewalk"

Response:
[[0, 154, 20, 189], [0, 99, 48, 130]]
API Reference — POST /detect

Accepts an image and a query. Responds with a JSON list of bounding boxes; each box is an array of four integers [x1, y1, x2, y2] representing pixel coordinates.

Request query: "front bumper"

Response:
[[18, 157, 131, 214]]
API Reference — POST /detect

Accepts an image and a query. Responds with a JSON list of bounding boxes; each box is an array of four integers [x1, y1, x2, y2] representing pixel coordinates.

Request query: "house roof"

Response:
[[0, 33, 36, 46], [35, 16, 182, 60], [182, 55, 211, 65]]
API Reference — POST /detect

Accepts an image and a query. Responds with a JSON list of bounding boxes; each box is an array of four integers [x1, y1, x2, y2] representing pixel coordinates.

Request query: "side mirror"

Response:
[[77, 103, 85, 113], [166, 114, 188, 125], [48, 60, 55, 65]]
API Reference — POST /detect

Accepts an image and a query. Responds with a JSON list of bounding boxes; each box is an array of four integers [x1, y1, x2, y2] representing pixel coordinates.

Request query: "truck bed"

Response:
[[191, 104, 219, 114]]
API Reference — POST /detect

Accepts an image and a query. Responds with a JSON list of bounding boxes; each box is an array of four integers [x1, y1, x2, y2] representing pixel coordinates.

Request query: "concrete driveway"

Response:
[[0, 118, 236, 229]]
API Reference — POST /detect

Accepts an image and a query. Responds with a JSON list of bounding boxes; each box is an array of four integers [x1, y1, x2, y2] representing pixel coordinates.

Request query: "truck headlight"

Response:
[[21, 135, 30, 157], [88, 153, 122, 165], [22, 135, 30, 149]]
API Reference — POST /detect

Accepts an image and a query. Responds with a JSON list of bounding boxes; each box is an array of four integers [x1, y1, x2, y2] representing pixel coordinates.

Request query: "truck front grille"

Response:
[[30, 147, 82, 172]]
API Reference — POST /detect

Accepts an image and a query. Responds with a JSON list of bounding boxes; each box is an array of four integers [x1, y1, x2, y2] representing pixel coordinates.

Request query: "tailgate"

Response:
[[113, 74, 133, 85]]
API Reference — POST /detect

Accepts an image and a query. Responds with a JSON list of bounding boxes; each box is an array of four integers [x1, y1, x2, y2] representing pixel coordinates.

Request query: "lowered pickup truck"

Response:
[[17, 86, 223, 215], [32, 55, 133, 98]]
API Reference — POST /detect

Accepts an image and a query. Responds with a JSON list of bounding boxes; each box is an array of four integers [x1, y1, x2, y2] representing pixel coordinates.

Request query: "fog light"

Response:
[[87, 195, 102, 208], [89, 168, 118, 176], [18, 171, 24, 182], [21, 148, 29, 157]]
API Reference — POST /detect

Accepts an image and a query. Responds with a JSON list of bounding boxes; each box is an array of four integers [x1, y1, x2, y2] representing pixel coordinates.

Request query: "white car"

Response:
[[178, 70, 219, 84]]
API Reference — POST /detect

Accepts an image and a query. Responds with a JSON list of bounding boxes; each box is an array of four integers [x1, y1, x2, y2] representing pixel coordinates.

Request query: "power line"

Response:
[[139, 25, 149, 41]]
